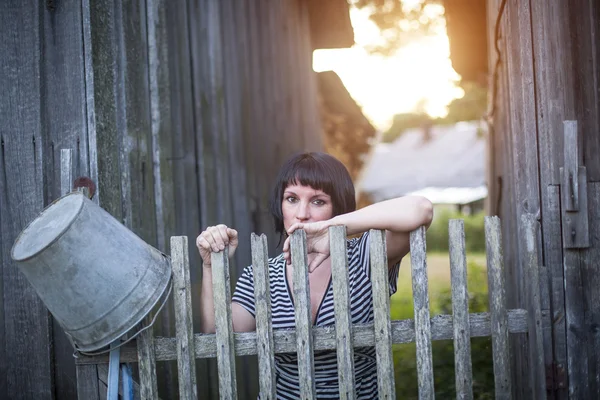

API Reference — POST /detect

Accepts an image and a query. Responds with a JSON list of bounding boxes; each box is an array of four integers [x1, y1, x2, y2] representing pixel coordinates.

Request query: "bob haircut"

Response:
[[269, 152, 356, 234]]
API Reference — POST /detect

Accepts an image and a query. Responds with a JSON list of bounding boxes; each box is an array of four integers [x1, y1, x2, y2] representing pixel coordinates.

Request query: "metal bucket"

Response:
[[11, 192, 172, 353]]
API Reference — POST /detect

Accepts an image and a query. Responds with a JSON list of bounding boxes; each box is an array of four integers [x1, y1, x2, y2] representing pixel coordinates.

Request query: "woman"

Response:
[[197, 152, 433, 399]]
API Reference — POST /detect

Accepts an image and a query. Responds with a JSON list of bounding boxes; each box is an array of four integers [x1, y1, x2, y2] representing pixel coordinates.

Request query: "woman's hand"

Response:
[[196, 224, 238, 266], [283, 220, 332, 272]]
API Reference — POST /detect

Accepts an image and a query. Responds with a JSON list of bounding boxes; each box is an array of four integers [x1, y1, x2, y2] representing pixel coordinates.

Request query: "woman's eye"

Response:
[[312, 199, 325, 206], [285, 196, 297, 203]]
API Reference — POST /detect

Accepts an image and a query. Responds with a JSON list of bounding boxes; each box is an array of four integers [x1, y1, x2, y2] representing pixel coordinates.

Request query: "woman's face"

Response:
[[281, 183, 333, 231]]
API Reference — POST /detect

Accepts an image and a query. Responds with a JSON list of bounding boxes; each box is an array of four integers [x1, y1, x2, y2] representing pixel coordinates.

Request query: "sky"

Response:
[[312, 4, 462, 131]]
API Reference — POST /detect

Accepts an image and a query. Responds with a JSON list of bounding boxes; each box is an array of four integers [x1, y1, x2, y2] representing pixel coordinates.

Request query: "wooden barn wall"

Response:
[[487, 0, 600, 398], [0, 0, 323, 399]]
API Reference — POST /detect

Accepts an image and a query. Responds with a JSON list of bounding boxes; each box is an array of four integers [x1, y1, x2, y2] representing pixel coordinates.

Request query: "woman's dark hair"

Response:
[[269, 152, 356, 234]]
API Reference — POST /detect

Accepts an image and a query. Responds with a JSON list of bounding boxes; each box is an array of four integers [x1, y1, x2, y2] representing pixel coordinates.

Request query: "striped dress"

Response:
[[232, 232, 401, 399]]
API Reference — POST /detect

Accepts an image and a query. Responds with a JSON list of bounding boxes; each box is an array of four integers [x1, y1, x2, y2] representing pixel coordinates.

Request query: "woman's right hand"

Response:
[[195, 224, 238, 266]]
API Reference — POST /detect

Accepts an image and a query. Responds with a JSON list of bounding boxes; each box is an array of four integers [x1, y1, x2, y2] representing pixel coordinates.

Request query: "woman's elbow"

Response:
[[416, 196, 434, 228]]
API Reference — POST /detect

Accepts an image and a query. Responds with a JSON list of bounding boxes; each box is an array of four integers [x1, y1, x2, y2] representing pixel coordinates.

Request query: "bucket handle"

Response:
[[70, 275, 174, 358]]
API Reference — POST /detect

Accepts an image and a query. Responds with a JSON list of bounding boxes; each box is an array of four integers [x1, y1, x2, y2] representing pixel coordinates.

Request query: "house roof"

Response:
[[357, 121, 487, 203]]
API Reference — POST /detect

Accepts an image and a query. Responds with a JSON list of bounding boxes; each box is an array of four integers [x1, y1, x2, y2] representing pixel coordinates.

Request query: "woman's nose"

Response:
[[295, 202, 310, 220]]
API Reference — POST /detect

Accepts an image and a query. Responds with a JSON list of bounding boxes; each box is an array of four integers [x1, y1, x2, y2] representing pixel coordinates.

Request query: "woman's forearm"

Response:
[[330, 196, 433, 236], [199, 265, 216, 333]]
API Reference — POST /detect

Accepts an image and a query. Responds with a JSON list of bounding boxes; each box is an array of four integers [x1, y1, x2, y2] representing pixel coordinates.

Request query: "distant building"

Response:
[[357, 121, 487, 213]]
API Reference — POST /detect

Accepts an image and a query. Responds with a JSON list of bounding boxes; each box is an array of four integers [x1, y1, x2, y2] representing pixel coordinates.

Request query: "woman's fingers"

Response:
[[309, 253, 329, 273], [286, 222, 303, 235]]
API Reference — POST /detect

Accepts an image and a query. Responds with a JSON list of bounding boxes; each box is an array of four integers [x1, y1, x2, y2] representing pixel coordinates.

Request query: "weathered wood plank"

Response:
[[61, 149, 74, 196], [583, 183, 600, 398], [521, 214, 547, 400], [76, 308, 542, 364], [174, 0, 216, 397], [563, 249, 590, 399], [485, 216, 512, 400], [211, 248, 238, 400], [448, 220, 473, 400], [171, 236, 198, 400], [77, 364, 100, 400], [137, 315, 159, 400], [543, 185, 568, 398], [251, 233, 276, 400], [88, 0, 125, 221], [0, 1, 54, 397], [0, 138, 5, 399], [290, 230, 316, 399], [409, 227, 434, 400], [370, 229, 396, 400], [330, 226, 356, 400]]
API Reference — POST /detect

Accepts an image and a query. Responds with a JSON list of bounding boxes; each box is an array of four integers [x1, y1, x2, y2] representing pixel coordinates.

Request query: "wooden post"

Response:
[[251, 233, 276, 400], [330, 226, 356, 400], [448, 220, 473, 400], [485, 216, 512, 400], [212, 247, 238, 400], [171, 236, 198, 400], [290, 230, 316, 399], [409, 227, 434, 400], [521, 214, 547, 400]]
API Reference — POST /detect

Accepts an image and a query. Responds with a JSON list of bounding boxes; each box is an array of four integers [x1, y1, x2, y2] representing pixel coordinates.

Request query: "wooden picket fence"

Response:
[[75, 216, 546, 400]]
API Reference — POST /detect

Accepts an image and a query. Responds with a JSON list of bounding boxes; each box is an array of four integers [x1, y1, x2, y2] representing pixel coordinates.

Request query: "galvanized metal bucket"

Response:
[[11, 192, 172, 353]]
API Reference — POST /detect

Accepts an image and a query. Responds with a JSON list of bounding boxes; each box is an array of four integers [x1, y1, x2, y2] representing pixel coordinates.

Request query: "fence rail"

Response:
[[76, 217, 547, 400]]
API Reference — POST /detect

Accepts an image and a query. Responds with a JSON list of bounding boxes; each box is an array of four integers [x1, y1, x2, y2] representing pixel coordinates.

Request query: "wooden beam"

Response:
[[75, 309, 543, 365]]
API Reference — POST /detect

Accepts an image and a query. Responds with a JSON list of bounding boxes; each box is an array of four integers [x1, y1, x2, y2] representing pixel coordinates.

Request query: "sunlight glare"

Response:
[[313, 6, 461, 131]]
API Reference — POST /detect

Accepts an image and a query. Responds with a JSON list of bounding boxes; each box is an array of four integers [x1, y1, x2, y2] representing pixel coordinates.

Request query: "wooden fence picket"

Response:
[[449, 219, 473, 400], [410, 227, 435, 400], [212, 248, 238, 400], [290, 230, 316, 399], [484, 217, 512, 400], [329, 225, 356, 400], [251, 233, 276, 400]]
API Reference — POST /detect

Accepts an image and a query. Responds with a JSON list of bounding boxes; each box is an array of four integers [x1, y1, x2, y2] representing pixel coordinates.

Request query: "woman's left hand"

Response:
[[283, 220, 332, 272]]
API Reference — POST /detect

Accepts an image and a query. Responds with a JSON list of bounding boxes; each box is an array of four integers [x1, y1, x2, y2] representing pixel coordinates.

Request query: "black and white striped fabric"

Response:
[[232, 232, 401, 400]]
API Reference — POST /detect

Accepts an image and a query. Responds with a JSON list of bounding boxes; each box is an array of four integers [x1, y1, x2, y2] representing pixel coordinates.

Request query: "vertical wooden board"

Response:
[[290, 230, 316, 399], [408, 228, 433, 400], [530, 0, 575, 187], [184, 1, 219, 397], [235, 0, 259, 239], [563, 250, 589, 399], [89, 0, 124, 220], [543, 186, 568, 399], [329, 226, 356, 400], [220, 0, 252, 277], [484, 217, 512, 400], [0, 1, 54, 398], [569, 0, 600, 181], [448, 220, 473, 400], [582, 183, 600, 398], [42, 2, 95, 397], [76, 365, 100, 400], [41, 0, 91, 203], [503, 1, 540, 396], [370, 230, 397, 400], [120, 0, 158, 243], [0, 140, 5, 400], [212, 250, 238, 400], [287, 0, 306, 151], [172, 236, 198, 400], [137, 315, 159, 400], [521, 214, 547, 400], [251, 234, 276, 400], [146, 1, 179, 395], [253, 0, 277, 246]]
